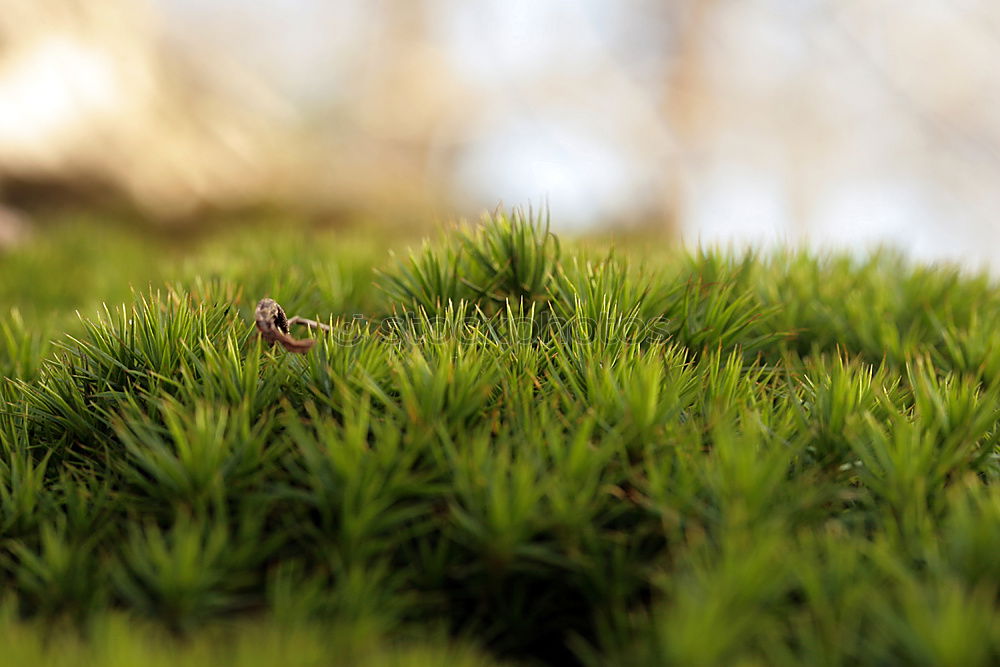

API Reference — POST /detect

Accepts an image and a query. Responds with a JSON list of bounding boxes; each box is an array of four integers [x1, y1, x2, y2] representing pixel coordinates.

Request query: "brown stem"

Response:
[[287, 316, 332, 332]]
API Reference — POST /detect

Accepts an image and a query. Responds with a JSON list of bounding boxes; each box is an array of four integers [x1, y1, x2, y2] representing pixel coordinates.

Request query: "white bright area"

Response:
[[2, 0, 1000, 269]]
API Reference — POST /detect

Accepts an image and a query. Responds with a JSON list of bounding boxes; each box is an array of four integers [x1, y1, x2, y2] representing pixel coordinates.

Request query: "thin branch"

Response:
[[287, 315, 332, 332]]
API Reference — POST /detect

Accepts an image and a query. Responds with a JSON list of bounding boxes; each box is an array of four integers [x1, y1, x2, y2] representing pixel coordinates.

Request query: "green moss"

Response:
[[0, 209, 998, 665]]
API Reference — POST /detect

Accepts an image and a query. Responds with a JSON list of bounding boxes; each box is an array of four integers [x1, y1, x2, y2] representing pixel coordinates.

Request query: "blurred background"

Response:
[[3, 0, 1000, 268]]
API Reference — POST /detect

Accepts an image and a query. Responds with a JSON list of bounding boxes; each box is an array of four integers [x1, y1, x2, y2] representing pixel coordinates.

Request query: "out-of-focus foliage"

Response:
[[6, 0, 1000, 258]]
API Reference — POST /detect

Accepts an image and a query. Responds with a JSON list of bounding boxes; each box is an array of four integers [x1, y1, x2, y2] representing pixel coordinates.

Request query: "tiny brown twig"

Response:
[[254, 297, 329, 353], [287, 315, 332, 333]]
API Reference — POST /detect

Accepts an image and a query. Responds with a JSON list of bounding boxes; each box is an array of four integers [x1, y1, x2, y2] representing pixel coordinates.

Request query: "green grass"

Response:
[[1, 209, 999, 665]]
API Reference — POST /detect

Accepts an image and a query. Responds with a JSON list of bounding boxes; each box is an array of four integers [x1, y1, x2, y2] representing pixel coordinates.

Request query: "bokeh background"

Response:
[[3, 0, 1000, 267]]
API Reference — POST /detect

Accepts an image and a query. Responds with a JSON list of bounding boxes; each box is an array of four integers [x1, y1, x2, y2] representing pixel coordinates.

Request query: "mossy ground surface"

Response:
[[1, 211, 999, 665]]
